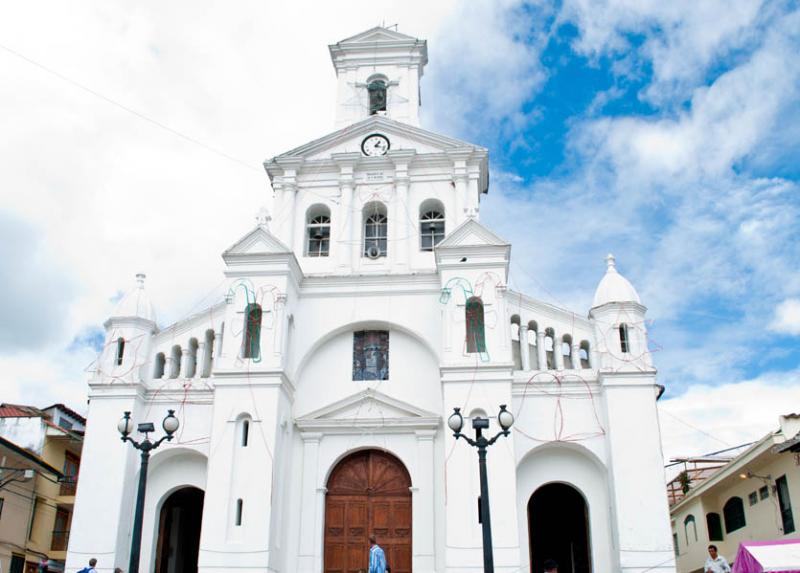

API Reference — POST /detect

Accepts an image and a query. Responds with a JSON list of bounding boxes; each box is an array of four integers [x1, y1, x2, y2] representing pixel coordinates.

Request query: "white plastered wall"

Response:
[[516, 443, 614, 572], [140, 448, 208, 573]]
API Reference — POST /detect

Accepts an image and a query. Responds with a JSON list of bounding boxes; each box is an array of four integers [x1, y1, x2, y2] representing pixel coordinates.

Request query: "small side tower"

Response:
[[97, 273, 157, 383], [589, 254, 652, 372]]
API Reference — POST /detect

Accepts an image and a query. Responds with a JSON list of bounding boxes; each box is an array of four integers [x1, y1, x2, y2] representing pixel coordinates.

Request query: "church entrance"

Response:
[[324, 450, 412, 573], [155, 487, 204, 573], [528, 483, 592, 573]]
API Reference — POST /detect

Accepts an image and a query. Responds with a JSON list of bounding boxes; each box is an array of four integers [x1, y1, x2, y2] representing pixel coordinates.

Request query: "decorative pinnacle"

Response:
[[256, 206, 272, 229], [135, 273, 146, 288], [605, 253, 617, 271]]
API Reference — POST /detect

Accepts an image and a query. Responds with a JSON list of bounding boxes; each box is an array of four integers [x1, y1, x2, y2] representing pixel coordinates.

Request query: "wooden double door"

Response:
[[324, 450, 412, 573]]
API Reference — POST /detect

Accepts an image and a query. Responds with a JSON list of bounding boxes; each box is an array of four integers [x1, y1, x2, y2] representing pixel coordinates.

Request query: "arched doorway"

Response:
[[528, 483, 591, 573], [324, 450, 412, 573], [155, 487, 204, 573]]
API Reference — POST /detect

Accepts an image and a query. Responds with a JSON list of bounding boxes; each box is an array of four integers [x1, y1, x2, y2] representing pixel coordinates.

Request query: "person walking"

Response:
[[704, 545, 732, 573], [77, 558, 98, 573], [368, 534, 387, 573]]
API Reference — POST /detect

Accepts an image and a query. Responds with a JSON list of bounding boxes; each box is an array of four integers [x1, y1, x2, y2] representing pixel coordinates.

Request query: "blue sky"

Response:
[[0, 0, 798, 459]]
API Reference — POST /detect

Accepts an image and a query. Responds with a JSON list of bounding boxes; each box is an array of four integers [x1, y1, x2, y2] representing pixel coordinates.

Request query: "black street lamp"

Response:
[[448, 405, 514, 573], [118, 409, 180, 573]]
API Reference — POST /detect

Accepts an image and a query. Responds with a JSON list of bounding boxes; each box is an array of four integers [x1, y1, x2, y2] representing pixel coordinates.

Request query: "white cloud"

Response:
[[658, 373, 800, 478], [560, 0, 766, 104], [770, 299, 800, 335]]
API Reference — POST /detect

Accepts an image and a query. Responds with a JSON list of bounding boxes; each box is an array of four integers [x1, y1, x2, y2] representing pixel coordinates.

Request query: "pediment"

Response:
[[267, 116, 486, 164], [222, 225, 291, 257], [295, 388, 440, 433], [337, 27, 419, 45], [436, 218, 509, 249]]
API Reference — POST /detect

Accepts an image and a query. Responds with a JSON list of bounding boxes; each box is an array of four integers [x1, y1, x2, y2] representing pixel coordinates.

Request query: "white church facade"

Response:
[[66, 27, 676, 573]]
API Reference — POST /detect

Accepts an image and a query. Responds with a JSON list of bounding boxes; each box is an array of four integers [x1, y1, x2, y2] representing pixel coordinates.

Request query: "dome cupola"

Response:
[[112, 273, 156, 323], [591, 254, 641, 308]]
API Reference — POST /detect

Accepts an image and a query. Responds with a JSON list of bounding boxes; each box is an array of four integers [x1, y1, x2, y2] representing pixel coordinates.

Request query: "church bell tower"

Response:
[[328, 27, 428, 127]]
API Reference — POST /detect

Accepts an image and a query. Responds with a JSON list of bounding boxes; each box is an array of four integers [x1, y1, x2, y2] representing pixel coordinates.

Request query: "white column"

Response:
[[572, 342, 582, 370], [389, 150, 415, 270], [333, 153, 359, 272], [340, 179, 354, 270], [195, 342, 206, 379], [275, 157, 303, 250], [284, 183, 297, 251], [394, 175, 410, 269], [413, 430, 436, 573], [298, 432, 322, 572], [467, 168, 481, 219], [313, 486, 327, 573], [537, 331, 546, 370], [519, 324, 531, 371], [214, 326, 224, 367], [554, 334, 564, 370], [447, 149, 472, 225], [180, 347, 191, 378]]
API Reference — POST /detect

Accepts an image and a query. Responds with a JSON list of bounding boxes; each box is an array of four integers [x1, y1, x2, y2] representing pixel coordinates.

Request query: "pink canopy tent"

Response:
[[732, 539, 800, 573]]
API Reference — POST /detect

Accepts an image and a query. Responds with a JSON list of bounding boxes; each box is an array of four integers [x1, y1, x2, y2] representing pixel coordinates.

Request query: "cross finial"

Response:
[[605, 253, 616, 270], [256, 206, 272, 229]]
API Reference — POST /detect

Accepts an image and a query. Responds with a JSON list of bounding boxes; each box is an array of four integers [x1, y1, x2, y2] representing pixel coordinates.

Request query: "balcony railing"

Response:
[[59, 477, 77, 496], [51, 529, 70, 551]]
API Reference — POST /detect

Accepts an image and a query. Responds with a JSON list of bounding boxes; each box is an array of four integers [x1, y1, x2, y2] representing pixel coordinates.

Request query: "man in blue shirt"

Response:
[[368, 534, 386, 573]]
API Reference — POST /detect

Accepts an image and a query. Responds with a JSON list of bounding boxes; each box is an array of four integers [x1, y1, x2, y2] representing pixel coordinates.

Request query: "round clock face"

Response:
[[361, 134, 390, 157]]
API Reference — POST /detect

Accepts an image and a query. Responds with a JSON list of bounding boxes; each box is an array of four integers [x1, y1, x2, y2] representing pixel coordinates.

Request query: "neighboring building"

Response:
[[669, 415, 800, 573], [0, 435, 62, 573], [67, 27, 676, 573], [0, 404, 85, 573]]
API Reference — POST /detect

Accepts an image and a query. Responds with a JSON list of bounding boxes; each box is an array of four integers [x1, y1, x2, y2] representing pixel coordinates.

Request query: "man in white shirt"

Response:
[[705, 545, 732, 573]]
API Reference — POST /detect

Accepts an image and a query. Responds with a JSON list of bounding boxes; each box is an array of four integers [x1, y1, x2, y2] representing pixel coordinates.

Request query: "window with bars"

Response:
[[306, 208, 331, 257], [363, 204, 388, 258], [419, 205, 445, 251]]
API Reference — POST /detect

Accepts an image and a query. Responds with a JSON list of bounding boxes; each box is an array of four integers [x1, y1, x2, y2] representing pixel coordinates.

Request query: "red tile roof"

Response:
[[0, 404, 43, 418]]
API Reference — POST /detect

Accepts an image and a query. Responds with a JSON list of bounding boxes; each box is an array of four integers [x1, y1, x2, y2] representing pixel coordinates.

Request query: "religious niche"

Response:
[[352, 330, 389, 381]]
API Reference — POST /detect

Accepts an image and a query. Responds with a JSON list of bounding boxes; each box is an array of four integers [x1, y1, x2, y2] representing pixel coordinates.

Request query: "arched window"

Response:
[[169, 345, 181, 379], [367, 78, 387, 114], [562, 334, 573, 369], [242, 304, 262, 359], [235, 498, 243, 526], [363, 202, 388, 258], [186, 338, 198, 378], [153, 352, 166, 379], [115, 337, 125, 366], [619, 323, 630, 353], [465, 297, 486, 354], [201, 329, 214, 378], [419, 200, 445, 251], [528, 321, 539, 369], [579, 340, 591, 368], [684, 514, 697, 544], [723, 497, 746, 533], [544, 328, 555, 369], [306, 204, 331, 257], [240, 418, 250, 447], [706, 512, 723, 541], [510, 315, 522, 370]]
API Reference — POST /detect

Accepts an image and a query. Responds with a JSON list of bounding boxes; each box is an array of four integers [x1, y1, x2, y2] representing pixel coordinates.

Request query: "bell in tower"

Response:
[[367, 78, 387, 114]]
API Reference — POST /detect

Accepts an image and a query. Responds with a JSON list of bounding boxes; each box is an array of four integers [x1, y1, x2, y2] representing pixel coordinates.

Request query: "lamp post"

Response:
[[448, 405, 514, 573], [118, 409, 180, 573]]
